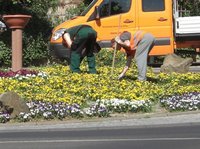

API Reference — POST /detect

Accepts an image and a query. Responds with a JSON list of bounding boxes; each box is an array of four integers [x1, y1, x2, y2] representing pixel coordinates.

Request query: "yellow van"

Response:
[[49, 0, 200, 61]]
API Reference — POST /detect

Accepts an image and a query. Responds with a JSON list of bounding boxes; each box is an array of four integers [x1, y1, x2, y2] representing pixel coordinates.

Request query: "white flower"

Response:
[[15, 74, 20, 77], [26, 74, 32, 77], [33, 74, 37, 77], [23, 114, 29, 119]]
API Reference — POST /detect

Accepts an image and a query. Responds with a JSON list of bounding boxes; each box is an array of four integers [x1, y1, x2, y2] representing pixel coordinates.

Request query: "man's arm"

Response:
[[118, 66, 129, 80], [118, 55, 134, 80], [63, 33, 72, 48]]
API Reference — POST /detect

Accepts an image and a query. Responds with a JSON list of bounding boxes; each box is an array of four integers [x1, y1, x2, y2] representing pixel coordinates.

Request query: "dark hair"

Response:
[[120, 31, 131, 42]]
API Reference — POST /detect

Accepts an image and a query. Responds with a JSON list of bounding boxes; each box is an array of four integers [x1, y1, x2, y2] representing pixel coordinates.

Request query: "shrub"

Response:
[[0, 0, 58, 67], [49, 2, 87, 26], [23, 33, 48, 66], [0, 41, 11, 67], [95, 48, 127, 67]]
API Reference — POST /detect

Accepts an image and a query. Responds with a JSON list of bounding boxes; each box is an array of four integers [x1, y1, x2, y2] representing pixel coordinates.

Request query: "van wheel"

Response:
[[147, 56, 164, 67]]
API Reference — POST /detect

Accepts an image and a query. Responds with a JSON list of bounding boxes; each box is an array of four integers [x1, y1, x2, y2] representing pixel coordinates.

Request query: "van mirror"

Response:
[[95, 6, 100, 20], [0, 21, 7, 34]]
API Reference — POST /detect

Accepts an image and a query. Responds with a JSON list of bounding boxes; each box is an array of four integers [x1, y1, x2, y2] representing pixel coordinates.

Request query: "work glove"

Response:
[[118, 73, 124, 80], [115, 36, 121, 44]]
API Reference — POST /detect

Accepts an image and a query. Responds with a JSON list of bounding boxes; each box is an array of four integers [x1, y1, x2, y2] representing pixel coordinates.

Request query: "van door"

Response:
[[93, 0, 136, 48], [138, 0, 174, 55]]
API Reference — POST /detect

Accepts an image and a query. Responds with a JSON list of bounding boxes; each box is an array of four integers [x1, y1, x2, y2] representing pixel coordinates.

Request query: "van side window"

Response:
[[99, 0, 131, 18], [142, 0, 165, 12]]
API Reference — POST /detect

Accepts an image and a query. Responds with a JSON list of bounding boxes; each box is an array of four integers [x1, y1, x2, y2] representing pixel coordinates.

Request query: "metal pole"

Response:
[[111, 15, 121, 76]]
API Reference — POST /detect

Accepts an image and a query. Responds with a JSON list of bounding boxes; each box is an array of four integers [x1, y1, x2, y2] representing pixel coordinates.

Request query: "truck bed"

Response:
[[175, 16, 200, 35]]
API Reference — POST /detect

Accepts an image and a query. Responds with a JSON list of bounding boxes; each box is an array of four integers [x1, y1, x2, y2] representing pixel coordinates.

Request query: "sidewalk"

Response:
[[152, 65, 200, 73], [0, 110, 200, 132]]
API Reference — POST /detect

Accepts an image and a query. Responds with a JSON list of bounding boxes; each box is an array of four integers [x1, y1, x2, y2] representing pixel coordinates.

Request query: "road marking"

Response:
[[0, 138, 200, 144]]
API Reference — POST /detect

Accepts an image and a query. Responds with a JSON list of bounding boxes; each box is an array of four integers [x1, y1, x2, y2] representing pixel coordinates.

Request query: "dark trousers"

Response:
[[70, 27, 97, 74]]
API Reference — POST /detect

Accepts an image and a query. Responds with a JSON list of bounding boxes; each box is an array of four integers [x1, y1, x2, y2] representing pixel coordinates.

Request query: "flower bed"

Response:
[[0, 99, 151, 123], [0, 50, 200, 123], [160, 92, 200, 111], [0, 69, 39, 78]]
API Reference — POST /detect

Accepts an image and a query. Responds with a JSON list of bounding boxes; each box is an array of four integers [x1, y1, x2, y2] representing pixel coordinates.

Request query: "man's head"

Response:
[[119, 31, 131, 42]]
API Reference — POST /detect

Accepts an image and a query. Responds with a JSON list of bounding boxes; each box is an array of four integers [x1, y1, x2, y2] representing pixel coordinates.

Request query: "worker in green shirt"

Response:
[[62, 25, 98, 74]]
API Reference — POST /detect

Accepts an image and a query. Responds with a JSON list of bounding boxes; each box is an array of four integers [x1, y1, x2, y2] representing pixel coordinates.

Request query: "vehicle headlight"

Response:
[[0, 21, 6, 33], [52, 28, 66, 41]]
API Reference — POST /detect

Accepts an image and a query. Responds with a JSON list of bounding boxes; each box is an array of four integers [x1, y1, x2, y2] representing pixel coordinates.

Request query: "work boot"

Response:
[[87, 55, 97, 74]]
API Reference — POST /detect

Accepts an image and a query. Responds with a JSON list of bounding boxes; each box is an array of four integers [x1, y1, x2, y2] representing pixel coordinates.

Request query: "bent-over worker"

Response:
[[113, 30, 155, 81], [63, 25, 97, 74]]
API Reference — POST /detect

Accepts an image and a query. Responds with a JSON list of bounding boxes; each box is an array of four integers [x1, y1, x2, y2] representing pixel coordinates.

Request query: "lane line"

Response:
[[0, 138, 200, 144]]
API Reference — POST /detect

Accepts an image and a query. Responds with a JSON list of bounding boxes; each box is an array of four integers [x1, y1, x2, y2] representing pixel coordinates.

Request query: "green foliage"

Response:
[[0, 0, 58, 15], [0, 0, 58, 67], [0, 41, 11, 67], [0, 0, 30, 15], [178, 0, 200, 16], [175, 48, 197, 60], [65, 3, 87, 19], [95, 48, 127, 67], [50, 2, 88, 26], [83, 0, 93, 5], [23, 34, 47, 66], [0, 0, 90, 67]]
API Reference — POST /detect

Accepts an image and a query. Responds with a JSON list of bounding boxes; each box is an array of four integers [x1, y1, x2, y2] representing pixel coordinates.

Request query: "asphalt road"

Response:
[[1, 122, 200, 149], [1, 111, 200, 149]]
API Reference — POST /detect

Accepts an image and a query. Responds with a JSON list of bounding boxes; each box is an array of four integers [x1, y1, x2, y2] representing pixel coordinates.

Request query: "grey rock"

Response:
[[160, 54, 193, 73], [0, 92, 29, 118]]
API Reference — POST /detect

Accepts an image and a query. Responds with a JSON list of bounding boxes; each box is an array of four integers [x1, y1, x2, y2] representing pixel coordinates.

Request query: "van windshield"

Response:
[[80, 0, 98, 16]]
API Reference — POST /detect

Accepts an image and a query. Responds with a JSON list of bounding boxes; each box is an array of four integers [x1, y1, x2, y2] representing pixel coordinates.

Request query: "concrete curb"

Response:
[[0, 110, 200, 132]]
